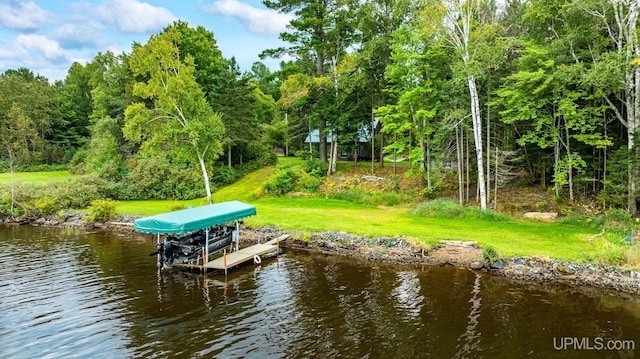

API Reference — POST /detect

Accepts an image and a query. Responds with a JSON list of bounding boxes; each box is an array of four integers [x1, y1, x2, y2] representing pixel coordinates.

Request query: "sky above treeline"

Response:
[[0, 0, 291, 81]]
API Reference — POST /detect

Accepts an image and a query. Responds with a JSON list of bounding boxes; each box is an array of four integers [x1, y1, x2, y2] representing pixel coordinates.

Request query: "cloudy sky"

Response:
[[0, 0, 292, 81]]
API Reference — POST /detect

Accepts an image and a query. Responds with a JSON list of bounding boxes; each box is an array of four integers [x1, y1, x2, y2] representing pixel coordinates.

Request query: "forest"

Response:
[[1, 0, 640, 216]]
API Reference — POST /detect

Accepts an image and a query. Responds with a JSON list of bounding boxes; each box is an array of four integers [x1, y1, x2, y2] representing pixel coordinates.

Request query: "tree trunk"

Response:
[[468, 75, 487, 210], [379, 130, 384, 168], [371, 100, 376, 174], [331, 134, 338, 173], [227, 143, 232, 168], [197, 151, 212, 204], [565, 121, 574, 201], [317, 51, 327, 163], [456, 125, 464, 206], [308, 124, 313, 160], [486, 100, 491, 204]]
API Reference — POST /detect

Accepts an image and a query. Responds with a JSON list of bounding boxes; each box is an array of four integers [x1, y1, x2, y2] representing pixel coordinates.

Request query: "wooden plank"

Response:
[[264, 234, 290, 246], [205, 243, 277, 269]]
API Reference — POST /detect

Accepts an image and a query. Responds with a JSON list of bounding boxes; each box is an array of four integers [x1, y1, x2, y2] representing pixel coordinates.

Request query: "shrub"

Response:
[[85, 199, 117, 222], [263, 167, 298, 196], [116, 158, 204, 200], [0, 182, 43, 216], [327, 189, 365, 203], [48, 175, 108, 208], [34, 197, 58, 216], [363, 192, 406, 207], [415, 199, 509, 221], [210, 165, 242, 186], [296, 170, 322, 192], [305, 159, 326, 178], [483, 245, 498, 264], [416, 199, 467, 218]]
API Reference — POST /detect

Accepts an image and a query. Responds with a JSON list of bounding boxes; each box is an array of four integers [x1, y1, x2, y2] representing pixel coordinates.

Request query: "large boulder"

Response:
[[523, 212, 558, 221]]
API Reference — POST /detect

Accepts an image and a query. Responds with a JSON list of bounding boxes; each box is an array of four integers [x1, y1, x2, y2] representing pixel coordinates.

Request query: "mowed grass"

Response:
[[246, 197, 598, 261], [0, 171, 73, 184], [107, 158, 603, 262]]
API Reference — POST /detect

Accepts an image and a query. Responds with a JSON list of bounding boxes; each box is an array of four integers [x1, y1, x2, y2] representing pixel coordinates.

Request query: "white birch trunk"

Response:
[[197, 151, 212, 204], [331, 134, 338, 173], [468, 75, 487, 210]]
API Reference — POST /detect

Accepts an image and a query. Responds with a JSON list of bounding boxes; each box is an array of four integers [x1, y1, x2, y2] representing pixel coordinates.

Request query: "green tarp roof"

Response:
[[133, 201, 256, 235]]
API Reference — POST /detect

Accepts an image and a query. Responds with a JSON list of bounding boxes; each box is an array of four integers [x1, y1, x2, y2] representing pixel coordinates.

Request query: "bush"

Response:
[[47, 175, 108, 209], [296, 170, 322, 192], [210, 165, 242, 186], [263, 167, 298, 196], [85, 199, 117, 222], [0, 182, 43, 216], [362, 192, 406, 207], [483, 245, 498, 264], [115, 158, 204, 200], [34, 197, 58, 216], [327, 189, 365, 203], [305, 159, 326, 178], [415, 199, 509, 221]]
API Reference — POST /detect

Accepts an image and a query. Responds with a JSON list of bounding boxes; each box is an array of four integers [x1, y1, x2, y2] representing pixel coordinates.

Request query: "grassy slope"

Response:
[[117, 159, 599, 262], [0, 171, 73, 184]]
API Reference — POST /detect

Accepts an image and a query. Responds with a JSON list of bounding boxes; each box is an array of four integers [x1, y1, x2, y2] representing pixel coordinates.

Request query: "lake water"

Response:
[[1, 226, 639, 358]]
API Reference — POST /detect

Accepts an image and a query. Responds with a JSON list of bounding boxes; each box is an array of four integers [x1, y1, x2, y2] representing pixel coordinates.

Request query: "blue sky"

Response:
[[0, 0, 292, 81]]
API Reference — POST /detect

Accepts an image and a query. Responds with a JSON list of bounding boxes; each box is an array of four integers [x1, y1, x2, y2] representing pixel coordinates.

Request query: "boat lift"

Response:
[[134, 201, 286, 274]]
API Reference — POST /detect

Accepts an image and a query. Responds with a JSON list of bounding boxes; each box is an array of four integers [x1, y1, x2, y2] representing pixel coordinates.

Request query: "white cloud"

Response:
[[15, 34, 70, 60], [203, 0, 292, 35], [0, 0, 53, 30], [95, 0, 177, 33], [52, 22, 104, 49]]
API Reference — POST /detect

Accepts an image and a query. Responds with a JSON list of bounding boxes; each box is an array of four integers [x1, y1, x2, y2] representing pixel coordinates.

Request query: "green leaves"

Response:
[[124, 23, 226, 203]]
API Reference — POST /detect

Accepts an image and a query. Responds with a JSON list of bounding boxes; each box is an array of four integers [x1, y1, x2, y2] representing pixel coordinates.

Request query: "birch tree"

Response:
[[422, 0, 493, 209], [584, 0, 640, 213], [124, 27, 225, 204]]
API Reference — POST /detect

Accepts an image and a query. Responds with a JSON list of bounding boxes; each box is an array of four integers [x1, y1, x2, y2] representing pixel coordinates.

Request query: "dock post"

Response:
[[205, 228, 210, 263], [223, 249, 228, 277]]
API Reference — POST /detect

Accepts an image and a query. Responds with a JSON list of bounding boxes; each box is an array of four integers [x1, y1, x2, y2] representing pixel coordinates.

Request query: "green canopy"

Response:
[[133, 201, 256, 235]]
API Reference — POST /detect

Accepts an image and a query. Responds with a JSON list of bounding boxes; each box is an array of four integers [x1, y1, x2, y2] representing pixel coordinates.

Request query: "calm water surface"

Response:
[[1, 226, 639, 358]]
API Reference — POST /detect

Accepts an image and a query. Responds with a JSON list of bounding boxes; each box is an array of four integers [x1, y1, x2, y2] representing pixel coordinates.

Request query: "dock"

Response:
[[204, 234, 289, 270]]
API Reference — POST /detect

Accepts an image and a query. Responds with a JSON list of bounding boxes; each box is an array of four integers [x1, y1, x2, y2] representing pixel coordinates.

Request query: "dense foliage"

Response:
[[2, 0, 640, 217]]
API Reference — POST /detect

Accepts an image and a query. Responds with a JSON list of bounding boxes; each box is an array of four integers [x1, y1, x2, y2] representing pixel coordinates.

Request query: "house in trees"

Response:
[[304, 119, 379, 161]]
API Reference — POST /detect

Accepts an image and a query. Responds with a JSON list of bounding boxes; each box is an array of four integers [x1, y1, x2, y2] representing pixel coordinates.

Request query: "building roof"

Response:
[[304, 118, 379, 143]]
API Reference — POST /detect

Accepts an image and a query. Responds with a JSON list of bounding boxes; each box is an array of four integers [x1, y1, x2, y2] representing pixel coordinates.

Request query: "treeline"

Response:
[[259, 0, 640, 214], [2, 0, 640, 215], [0, 21, 282, 206]]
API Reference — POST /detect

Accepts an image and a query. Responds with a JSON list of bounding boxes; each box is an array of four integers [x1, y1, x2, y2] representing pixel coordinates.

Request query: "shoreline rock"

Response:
[[243, 227, 640, 296], [3, 216, 639, 296]]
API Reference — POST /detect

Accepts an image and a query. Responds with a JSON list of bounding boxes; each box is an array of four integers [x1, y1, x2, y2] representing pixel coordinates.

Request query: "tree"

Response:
[[377, 22, 446, 186], [263, 0, 359, 163], [583, 0, 640, 213], [124, 26, 225, 204], [0, 105, 41, 214], [421, 0, 495, 210], [209, 58, 260, 168], [0, 68, 63, 164]]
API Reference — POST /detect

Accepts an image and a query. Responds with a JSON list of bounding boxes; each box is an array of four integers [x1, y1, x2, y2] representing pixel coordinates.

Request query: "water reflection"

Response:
[[1, 226, 639, 359]]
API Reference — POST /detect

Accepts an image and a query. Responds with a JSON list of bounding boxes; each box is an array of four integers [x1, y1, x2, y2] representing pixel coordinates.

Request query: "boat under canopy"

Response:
[[133, 201, 256, 235]]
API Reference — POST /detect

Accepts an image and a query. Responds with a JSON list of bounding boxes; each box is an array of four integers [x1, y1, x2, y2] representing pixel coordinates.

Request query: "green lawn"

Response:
[[0, 171, 73, 184], [246, 197, 598, 261], [114, 158, 605, 262]]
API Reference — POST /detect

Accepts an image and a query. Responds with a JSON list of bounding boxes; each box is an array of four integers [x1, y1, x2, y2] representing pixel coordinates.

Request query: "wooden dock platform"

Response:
[[204, 234, 289, 270]]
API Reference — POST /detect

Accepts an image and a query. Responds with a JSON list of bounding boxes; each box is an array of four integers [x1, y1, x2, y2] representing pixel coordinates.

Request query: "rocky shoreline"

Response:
[[4, 214, 640, 296], [244, 227, 640, 296]]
